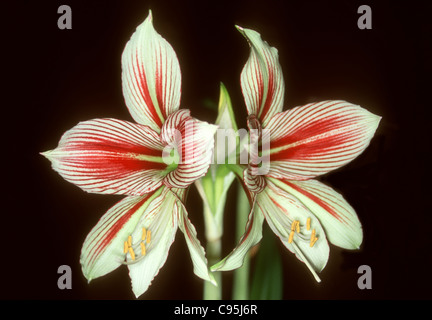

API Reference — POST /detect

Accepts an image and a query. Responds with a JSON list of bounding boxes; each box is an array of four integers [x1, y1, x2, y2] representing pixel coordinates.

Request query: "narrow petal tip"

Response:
[[208, 273, 218, 287], [40, 150, 53, 160]]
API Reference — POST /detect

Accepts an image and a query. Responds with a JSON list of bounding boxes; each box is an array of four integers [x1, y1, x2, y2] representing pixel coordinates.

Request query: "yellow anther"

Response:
[[306, 218, 311, 231], [142, 228, 147, 241], [310, 237, 318, 247], [146, 230, 151, 244], [123, 241, 129, 254], [140, 242, 146, 256], [296, 221, 300, 233], [128, 247, 136, 261], [310, 229, 318, 247], [288, 230, 295, 244], [291, 220, 297, 232], [127, 235, 132, 247]]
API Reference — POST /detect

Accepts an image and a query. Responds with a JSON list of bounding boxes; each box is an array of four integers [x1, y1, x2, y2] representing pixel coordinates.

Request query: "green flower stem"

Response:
[[203, 206, 222, 300], [232, 182, 251, 300]]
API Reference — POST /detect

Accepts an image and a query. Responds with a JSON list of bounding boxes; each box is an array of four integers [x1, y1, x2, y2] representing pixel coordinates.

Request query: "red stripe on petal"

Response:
[[281, 180, 344, 223], [121, 13, 181, 132], [134, 52, 163, 128], [88, 195, 151, 267], [238, 27, 284, 126], [161, 110, 217, 189], [266, 100, 381, 180], [258, 50, 276, 121], [44, 119, 167, 195]]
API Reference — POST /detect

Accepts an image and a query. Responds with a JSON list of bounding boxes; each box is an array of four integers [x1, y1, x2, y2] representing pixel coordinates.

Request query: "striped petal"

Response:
[[41, 118, 167, 195], [176, 191, 215, 284], [243, 166, 266, 194], [211, 198, 265, 272], [122, 11, 181, 132], [127, 187, 179, 297], [161, 109, 218, 188], [269, 177, 363, 249], [237, 26, 284, 127], [266, 100, 381, 180], [80, 188, 163, 282], [258, 179, 329, 281]]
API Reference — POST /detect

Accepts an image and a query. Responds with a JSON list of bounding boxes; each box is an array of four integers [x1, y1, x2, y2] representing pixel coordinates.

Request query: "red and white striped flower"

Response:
[[212, 26, 381, 281], [42, 12, 217, 297]]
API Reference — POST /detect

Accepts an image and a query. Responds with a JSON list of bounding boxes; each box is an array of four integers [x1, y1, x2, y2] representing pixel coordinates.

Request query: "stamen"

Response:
[[306, 218, 311, 231], [146, 230, 151, 244], [123, 241, 129, 254], [291, 220, 297, 232], [296, 221, 300, 233], [128, 247, 136, 261], [127, 235, 132, 247], [310, 229, 318, 247], [140, 242, 146, 256], [310, 237, 318, 247], [142, 228, 146, 241], [288, 230, 295, 244]]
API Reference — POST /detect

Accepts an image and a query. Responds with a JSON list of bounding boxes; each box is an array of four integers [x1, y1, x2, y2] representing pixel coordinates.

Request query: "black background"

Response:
[[3, 0, 431, 301]]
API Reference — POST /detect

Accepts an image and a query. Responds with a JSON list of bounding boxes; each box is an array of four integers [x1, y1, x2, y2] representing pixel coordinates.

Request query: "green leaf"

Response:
[[215, 82, 238, 131], [232, 182, 251, 300], [195, 82, 238, 241], [195, 164, 235, 240], [250, 224, 283, 300]]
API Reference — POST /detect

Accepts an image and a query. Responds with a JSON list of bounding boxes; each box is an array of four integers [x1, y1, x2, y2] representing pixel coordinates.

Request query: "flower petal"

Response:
[[269, 177, 363, 249], [80, 189, 162, 282], [42, 118, 167, 195], [266, 100, 381, 180], [257, 179, 330, 281], [175, 191, 216, 284], [161, 110, 218, 188], [127, 187, 179, 297], [211, 199, 265, 272], [243, 166, 266, 194], [237, 26, 284, 127], [121, 11, 181, 132]]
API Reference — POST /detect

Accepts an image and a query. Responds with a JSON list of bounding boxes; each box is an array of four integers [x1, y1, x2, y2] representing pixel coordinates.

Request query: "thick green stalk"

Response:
[[232, 182, 251, 300]]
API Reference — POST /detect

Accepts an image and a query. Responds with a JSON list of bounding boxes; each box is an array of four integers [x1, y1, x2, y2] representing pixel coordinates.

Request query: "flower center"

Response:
[[247, 114, 262, 141], [287, 217, 319, 247], [123, 228, 152, 263]]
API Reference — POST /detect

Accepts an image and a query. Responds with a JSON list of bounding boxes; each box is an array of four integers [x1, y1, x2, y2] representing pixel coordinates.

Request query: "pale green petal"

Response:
[[269, 177, 363, 249], [211, 200, 265, 272], [122, 10, 181, 132], [258, 180, 330, 281], [236, 26, 284, 127], [127, 188, 179, 297], [80, 189, 162, 282], [177, 200, 216, 285]]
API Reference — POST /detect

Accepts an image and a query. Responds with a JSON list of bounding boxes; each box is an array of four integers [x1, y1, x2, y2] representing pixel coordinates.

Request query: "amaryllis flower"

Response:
[[42, 12, 217, 297], [212, 26, 381, 281]]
